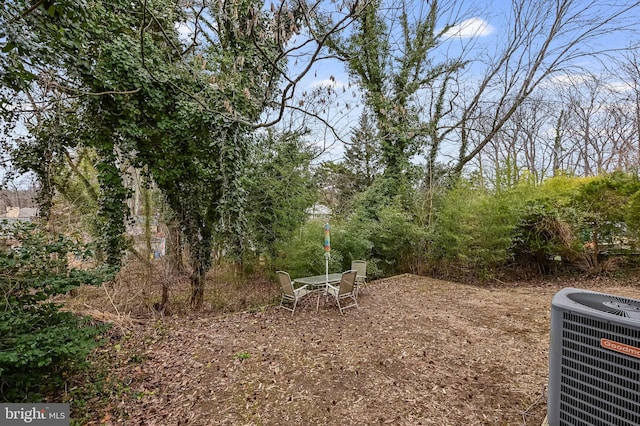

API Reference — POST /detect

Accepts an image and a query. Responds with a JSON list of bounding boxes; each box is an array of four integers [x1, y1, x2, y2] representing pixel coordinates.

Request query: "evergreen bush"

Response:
[[0, 221, 110, 401]]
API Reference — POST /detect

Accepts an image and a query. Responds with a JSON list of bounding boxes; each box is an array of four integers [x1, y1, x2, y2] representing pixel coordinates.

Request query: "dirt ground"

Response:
[[85, 274, 640, 425]]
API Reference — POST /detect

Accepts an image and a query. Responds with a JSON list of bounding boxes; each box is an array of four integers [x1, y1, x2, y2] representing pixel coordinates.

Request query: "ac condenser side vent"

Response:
[[548, 288, 640, 426]]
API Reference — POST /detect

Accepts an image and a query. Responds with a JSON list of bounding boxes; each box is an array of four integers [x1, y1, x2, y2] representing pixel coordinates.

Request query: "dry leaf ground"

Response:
[[82, 274, 640, 425]]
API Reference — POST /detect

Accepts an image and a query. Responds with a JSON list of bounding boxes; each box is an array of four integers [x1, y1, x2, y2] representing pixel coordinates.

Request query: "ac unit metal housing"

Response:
[[548, 287, 640, 425]]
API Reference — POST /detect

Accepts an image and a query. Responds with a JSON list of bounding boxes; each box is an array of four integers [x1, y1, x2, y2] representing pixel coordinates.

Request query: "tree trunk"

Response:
[[190, 267, 205, 310], [166, 221, 185, 272], [161, 280, 169, 308], [188, 238, 211, 310]]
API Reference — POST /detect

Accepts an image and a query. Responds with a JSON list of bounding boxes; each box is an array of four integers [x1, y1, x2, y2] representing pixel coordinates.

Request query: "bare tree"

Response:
[[601, 99, 636, 172], [474, 95, 557, 188], [613, 48, 640, 169], [478, 66, 640, 184], [553, 71, 639, 176], [450, 0, 640, 175]]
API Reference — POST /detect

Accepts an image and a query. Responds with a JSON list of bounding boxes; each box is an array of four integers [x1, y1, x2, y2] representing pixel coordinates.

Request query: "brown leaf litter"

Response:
[[83, 274, 640, 425]]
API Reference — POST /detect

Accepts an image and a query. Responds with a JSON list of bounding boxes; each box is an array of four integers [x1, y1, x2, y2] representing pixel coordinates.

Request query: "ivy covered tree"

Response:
[[2, 0, 361, 309], [319, 0, 463, 189], [1, 0, 294, 308]]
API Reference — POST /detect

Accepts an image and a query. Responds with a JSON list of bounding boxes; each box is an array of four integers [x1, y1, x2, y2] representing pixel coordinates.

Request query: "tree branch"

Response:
[[8, 0, 46, 25]]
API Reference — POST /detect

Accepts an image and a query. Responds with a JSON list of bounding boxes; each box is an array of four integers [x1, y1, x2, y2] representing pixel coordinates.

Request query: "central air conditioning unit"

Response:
[[548, 288, 640, 426]]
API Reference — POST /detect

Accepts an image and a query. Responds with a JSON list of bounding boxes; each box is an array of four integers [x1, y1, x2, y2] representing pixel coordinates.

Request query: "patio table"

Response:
[[293, 273, 342, 311]]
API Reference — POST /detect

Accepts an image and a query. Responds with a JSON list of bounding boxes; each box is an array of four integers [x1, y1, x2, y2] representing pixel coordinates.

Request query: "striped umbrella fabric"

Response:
[[324, 223, 330, 253]]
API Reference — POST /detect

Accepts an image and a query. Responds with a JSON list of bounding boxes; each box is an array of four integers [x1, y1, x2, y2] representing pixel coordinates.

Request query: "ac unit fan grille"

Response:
[[558, 312, 640, 426], [567, 293, 640, 318]]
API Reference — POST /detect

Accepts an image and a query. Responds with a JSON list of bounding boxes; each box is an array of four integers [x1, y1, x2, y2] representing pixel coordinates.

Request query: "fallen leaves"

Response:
[[85, 275, 640, 425]]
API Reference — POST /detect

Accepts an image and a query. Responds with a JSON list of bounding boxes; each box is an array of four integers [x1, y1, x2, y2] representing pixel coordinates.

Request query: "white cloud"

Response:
[[546, 73, 633, 94], [605, 81, 633, 93], [547, 73, 591, 87], [309, 77, 348, 91], [175, 22, 194, 42], [444, 18, 495, 39]]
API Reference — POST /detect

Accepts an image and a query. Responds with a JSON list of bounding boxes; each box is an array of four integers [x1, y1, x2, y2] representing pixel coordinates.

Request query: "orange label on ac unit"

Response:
[[600, 338, 640, 359]]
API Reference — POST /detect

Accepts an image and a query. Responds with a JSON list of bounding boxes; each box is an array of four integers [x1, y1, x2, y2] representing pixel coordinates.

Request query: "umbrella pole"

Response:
[[323, 222, 330, 286], [325, 252, 329, 284]]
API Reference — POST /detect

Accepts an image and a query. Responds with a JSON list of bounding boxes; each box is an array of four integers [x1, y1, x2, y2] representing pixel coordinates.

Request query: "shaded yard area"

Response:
[[85, 275, 640, 425]]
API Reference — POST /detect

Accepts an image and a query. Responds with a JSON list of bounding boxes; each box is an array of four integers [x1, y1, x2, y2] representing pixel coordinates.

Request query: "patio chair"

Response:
[[326, 270, 358, 315], [351, 260, 368, 297], [277, 271, 311, 316]]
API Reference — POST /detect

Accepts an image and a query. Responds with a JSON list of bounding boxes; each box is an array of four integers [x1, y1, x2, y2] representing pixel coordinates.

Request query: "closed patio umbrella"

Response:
[[324, 222, 330, 283]]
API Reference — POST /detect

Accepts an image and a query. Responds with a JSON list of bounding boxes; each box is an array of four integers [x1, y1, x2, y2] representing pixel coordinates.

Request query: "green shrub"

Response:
[[627, 190, 640, 237], [331, 178, 428, 277], [573, 172, 640, 248], [0, 221, 110, 401], [511, 199, 581, 274], [329, 219, 373, 269], [428, 181, 525, 280], [273, 221, 344, 278], [506, 176, 587, 274], [365, 204, 427, 276]]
